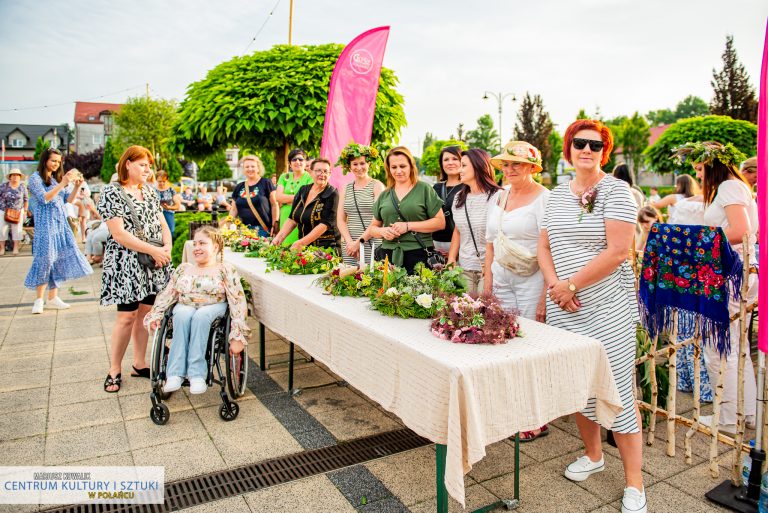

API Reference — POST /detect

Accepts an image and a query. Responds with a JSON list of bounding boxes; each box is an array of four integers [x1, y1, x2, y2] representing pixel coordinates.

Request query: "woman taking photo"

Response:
[[674, 141, 758, 435], [154, 170, 181, 236], [25, 148, 92, 314], [271, 159, 341, 253], [0, 169, 29, 256], [230, 155, 279, 237], [368, 146, 445, 274], [98, 145, 172, 393], [276, 148, 313, 245], [484, 141, 549, 320], [539, 120, 645, 513], [432, 145, 463, 255], [336, 143, 385, 266], [447, 149, 499, 294]]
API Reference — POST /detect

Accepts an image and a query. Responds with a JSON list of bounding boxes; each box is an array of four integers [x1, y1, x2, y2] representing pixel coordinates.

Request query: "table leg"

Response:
[[288, 341, 295, 393], [259, 322, 266, 371], [434, 437, 521, 513]]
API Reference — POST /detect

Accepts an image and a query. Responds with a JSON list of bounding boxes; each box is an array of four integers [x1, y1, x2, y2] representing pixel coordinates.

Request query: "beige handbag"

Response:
[[493, 189, 539, 276]]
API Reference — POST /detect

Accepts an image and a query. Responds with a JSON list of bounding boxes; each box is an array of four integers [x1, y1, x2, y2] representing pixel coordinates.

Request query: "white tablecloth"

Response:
[[226, 250, 623, 506]]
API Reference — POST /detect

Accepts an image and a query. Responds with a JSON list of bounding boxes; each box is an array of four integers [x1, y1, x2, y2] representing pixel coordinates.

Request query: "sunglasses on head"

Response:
[[572, 138, 605, 152]]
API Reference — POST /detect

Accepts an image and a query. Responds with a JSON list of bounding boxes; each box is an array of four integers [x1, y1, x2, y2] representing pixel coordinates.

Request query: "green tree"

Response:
[[646, 109, 676, 126], [618, 112, 651, 178], [675, 95, 709, 119], [113, 95, 182, 181], [465, 114, 499, 154], [172, 44, 406, 174], [421, 139, 467, 176], [33, 137, 50, 160], [644, 115, 757, 174], [514, 93, 554, 172], [547, 130, 563, 175], [422, 132, 435, 154], [576, 109, 590, 120], [198, 151, 232, 182], [100, 137, 118, 183], [710, 35, 758, 123]]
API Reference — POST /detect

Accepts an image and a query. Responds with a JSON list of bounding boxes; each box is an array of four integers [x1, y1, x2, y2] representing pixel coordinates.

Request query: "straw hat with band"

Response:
[[7, 169, 23, 177], [491, 141, 543, 173]]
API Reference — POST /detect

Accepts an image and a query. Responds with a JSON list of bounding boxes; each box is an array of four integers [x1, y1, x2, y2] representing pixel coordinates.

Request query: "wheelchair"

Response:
[[148, 304, 249, 425]]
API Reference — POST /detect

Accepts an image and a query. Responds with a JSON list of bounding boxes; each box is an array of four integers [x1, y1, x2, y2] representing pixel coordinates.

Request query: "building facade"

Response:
[[74, 102, 122, 154]]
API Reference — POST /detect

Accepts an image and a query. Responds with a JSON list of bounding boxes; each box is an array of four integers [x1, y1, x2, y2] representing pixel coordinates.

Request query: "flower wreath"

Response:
[[335, 142, 381, 173], [670, 141, 747, 169]]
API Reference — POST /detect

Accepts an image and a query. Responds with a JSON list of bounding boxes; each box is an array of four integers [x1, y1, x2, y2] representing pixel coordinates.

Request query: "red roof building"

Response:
[[74, 102, 122, 154]]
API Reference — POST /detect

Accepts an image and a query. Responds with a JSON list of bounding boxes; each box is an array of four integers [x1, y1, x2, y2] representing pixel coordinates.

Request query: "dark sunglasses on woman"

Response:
[[572, 138, 604, 152]]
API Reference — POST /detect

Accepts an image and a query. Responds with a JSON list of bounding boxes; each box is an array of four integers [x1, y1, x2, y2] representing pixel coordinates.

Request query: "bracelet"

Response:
[[406, 222, 410, 232]]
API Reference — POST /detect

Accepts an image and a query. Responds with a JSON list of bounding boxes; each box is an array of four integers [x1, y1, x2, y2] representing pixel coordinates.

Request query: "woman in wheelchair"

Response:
[[144, 226, 249, 394]]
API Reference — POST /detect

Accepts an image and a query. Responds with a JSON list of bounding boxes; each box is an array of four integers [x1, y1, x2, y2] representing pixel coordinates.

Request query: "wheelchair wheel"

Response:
[[226, 346, 248, 399], [150, 403, 170, 425], [219, 401, 239, 421]]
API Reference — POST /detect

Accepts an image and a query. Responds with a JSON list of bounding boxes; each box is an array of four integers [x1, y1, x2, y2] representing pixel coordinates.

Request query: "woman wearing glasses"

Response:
[[539, 120, 645, 513], [276, 148, 313, 245], [271, 159, 341, 253]]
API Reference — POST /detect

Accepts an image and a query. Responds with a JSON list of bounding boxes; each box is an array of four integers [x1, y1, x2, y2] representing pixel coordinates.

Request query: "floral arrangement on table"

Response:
[[431, 293, 522, 344], [367, 262, 467, 319], [220, 216, 266, 251], [315, 260, 403, 298], [261, 246, 341, 275]]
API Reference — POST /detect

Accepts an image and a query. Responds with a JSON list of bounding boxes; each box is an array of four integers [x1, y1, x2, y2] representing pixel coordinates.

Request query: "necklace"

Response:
[[570, 172, 604, 197]]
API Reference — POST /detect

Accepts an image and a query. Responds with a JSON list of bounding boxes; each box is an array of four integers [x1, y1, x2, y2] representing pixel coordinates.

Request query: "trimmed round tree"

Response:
[[172, 44, 406, 174], [198, 151, 232, 183], [644, 115, 757, 174]]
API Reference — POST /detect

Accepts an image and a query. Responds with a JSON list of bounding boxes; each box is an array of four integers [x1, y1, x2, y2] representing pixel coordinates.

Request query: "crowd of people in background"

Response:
[[9, 115, 761, 513]]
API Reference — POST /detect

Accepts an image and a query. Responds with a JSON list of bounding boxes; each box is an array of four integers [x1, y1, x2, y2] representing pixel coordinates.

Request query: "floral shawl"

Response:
[[638, 223, 743, 356]]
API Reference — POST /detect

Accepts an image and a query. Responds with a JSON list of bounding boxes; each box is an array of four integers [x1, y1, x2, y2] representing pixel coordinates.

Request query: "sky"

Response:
[[0, 0, 766, 157]]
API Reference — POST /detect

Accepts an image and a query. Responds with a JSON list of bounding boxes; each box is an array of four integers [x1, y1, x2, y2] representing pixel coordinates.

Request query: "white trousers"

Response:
[[702, 273, 758, 425], [490, 261, 543, 320]]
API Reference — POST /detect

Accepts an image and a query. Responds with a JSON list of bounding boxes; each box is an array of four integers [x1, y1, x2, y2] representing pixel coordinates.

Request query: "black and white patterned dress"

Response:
[[97, 184, 171, 305], [542, 175, 639, 433]]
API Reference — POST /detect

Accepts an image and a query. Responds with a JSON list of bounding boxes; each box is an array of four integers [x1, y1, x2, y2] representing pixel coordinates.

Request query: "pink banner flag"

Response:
[[757, 18, 768, 352], [321, 27, 390, 189]]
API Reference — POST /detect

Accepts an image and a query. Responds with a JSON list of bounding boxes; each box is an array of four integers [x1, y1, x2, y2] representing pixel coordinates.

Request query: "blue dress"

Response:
[[24, 173, 92, 289]]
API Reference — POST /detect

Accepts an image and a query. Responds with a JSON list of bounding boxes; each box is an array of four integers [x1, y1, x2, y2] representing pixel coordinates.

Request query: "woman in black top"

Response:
[[432, 145, 464, 255], [229, 155, 279, 237], [271, 158, 341, 253]]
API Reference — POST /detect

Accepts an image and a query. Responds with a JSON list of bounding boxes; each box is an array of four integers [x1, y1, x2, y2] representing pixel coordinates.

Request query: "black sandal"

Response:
[[131, 366, 151, 379], [104, 373, 122, 393]]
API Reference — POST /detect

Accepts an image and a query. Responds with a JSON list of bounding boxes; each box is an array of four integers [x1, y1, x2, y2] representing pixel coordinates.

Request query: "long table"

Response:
[[227, 250, 623, 509]]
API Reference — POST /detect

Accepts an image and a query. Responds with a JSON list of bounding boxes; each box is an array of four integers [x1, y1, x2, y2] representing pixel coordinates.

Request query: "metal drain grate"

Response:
[[41, 428, 430, 513]]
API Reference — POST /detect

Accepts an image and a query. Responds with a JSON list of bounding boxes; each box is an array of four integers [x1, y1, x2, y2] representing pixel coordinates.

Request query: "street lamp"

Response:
[[483, 91, 516, 151]]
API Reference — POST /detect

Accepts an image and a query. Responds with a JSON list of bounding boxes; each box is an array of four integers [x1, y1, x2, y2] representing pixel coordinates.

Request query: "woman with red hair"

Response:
[[538, 120, 645, 513]]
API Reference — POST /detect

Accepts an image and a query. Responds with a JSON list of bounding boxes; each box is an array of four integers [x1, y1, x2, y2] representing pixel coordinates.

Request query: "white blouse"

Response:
[[702, 180, 758, 256], [485, 187, 549, 256], [668, 197, 705, 225]]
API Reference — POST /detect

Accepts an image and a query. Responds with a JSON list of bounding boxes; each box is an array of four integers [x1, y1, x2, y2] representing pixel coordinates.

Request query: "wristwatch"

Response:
[[568, 279, 577, 293]]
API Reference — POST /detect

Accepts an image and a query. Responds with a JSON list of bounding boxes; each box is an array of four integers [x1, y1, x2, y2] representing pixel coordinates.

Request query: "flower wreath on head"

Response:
[[336, 142, 381, 174], [670, 141, 746, 169]]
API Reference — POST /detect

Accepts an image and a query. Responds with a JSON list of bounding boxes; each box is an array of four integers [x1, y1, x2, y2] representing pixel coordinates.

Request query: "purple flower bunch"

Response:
[[430, 293, 521, 345]]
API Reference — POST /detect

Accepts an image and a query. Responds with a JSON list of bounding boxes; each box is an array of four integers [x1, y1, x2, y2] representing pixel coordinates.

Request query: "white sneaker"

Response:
[[189, 378, 207, 395], [564, 455, 605, 482], [46, 296, 70, 310], [31, 299, 44, 314], [163, 376, 183, 393], [621, 486, 647, 513], [746, 415, 757, 430]]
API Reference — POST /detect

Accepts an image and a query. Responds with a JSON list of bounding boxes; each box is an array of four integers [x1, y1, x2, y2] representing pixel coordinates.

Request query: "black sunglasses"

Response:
[[290, 157, 306, 162], [572, 138, 605, 152]]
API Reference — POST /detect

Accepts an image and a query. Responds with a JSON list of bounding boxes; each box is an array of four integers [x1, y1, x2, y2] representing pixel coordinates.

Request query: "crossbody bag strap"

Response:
[[115, 184, 145, 240], [389, 189, 429, 252], [463, 203, 480, 258], [243, 182, 269, 233], [350, 183, 367, 229]]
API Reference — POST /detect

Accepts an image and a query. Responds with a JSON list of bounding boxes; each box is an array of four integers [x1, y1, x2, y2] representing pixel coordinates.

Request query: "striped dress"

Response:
[[342, 181, 377, 266], [542, 175, 640, 434]]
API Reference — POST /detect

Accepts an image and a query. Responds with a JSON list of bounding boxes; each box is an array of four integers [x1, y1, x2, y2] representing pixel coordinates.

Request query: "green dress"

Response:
[[277, 171, 314, 245], [371, 181, 443, 267]]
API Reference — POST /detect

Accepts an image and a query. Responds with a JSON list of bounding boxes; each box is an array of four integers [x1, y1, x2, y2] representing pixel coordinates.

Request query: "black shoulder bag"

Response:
[[389, 189, 446, 269], [115, 185, 164, 270]]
